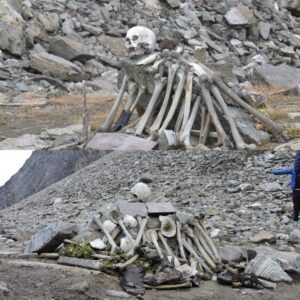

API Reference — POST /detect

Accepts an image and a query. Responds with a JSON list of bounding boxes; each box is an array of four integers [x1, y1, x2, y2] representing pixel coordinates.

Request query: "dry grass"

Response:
[[251, 85, 300, 121]]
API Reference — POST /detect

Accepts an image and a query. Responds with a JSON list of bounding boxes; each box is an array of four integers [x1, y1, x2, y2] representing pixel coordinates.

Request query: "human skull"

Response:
[[126, 26, 157, 57]]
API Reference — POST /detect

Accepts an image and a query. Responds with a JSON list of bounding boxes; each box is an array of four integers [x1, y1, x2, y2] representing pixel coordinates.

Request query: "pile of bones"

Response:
[[98, 26, 283, 150]]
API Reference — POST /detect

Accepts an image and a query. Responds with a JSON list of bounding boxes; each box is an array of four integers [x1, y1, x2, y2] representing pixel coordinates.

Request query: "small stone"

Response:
[[0, 281, 9, 296], [220, 245, 244, 263], [69, 280, 90, 293], [105, 290, 131, 298], [289, 229, 300, 244], [225, 6, 254, 26], [259, 182, 282, 192], [251, 231, 276, 244], [90, 239, 106, 250]]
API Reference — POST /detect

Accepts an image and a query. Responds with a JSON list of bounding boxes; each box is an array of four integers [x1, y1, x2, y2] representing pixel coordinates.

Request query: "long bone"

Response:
[[116, 254, 139, 270], [194, 219, 221, 264], [200, 85, 229, 147], [135, 74, 167, 136], [93, 215, 117, 255], [199, 109, 211, 145], [158, 231, 175, 257], [184, 225, 217, 270], [180, 72, 194, 133], [213, 76, 283, 138], [127, 217, 148, 257], [174, 101, 185, 133], [129, 85, 146, 114], [210, 85, 248, 150], [147, 57, 167, 74], [150, 63, 180, 133], [182, 236, 213, 275], [145, 229, 164, 259], [98, 75, 128, 132], [179, 96, 201, 149], [158, 68, 187, 136], [113, 80, 138, 131], [176, 221, 186, 261], [102, 227, 121, 244]]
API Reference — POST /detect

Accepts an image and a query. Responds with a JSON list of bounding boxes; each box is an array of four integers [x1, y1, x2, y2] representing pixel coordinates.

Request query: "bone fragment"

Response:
[[144, 282, 192, 290], [135, 75, 167, 136], [182, 236, 213, 275], [158, 69, 187, 136], [118, 219, 136, 247], [150, 63, 180, 133], [98, 75, 128, 132], [147, 58, 167, 73], [136, 53, 159, 65], [93, 216, 117, 255], [176, 221, 186, 261]]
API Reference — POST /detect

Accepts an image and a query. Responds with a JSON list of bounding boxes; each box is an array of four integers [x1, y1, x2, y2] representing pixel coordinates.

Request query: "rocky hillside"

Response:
[[0, 150, 105, 210], [0, 150, 294, 246]]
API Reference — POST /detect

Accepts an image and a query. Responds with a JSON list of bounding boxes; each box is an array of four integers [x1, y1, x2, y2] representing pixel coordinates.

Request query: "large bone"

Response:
[[199, 107, 211, 145], [194, 219, 221, 264], [98, 75, 128, 132], [182, 236, 213, 275], [158, 231, 175, 257], [150, 63, 180, 133], [210, 85, 248, 150], [116, 254, 139, 270], [146, 229, 164, 259], [179, 96, 201, 149], [185, 226, 216, 271], [213, 76, 283, 139], [129, 85, 146, 113], [93, 216, 118, 255], [174, 101, 185, 133], [113, 80, 138, 131], [176, 221, 186, 261], [135, 74, 167, 136], [180, 72, 194, 133], [200, 85, 229, 147], [158, 68, 187, 136]]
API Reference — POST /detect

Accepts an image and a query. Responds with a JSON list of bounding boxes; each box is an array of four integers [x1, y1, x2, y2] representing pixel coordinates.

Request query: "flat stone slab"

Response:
[[254, 64, 300, 87], [24, 222, 78, 254], [118, 202, 148, 217], [87, 133, 157, 151], [225, 6, 254, 26], [146, 202, 176, 215], [57, 256, 101, 270]]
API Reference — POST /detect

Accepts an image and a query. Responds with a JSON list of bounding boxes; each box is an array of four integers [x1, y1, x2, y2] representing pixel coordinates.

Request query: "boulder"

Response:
[[49, 36, 91, 61], [245, 254, 293, 282], [30, 52, 85, 82], [0, 0, 25, 56], [220, 245, 244, 263], [24, 222, 78, 254], [251, 230, 276, 243], [37, 13, 60, 32]]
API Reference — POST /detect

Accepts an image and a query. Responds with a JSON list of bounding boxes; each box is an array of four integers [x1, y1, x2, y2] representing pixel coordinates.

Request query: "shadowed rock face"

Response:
[[0, 150, 105, 210]]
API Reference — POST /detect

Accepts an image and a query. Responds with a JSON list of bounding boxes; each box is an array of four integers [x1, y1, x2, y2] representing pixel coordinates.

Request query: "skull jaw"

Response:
[[127, 46, 152, 58]]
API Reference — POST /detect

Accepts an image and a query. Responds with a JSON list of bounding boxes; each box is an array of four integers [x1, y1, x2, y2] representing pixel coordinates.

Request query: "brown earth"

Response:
[[0, 90, 118, 139]]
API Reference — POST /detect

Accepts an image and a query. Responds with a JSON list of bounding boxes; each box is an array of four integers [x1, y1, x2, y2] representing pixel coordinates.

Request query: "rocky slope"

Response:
[[0, 149, 105, 210], [0, 150, 295, 247]]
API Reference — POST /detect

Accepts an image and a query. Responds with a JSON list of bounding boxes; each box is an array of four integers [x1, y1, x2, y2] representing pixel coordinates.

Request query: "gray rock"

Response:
[[253, 64, 300, 87], [0, 0, 25, 56], [220, 245, 244, 263], [49, 36, 91, 61], [164, 0, 180, 8], [259, 182, 282, 192], [69, 280, 90, 293], [251, 230, 276, 243], [30, 52, 85, 82], [259, 22, 271, 40], [0, 134, 48, 150], [25, 222, 78, 253], [0, 281, 9, 297], [245, 254, 292, 282], [224, 6, 254, 26], [57, 256, 101, 270], [289, 228, 300, 244], [105, 290, 131, 298], [37, 13, 60, 32], [228, 106, 270, 144]]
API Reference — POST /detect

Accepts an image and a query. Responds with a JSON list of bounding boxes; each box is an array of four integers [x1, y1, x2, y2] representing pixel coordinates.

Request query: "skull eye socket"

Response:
[[132, 35, 139, 41], [126, 38, 131, 43]]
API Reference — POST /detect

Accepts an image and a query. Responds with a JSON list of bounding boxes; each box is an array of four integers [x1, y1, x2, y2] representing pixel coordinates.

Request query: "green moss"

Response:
[[60, 241, 95, 259]]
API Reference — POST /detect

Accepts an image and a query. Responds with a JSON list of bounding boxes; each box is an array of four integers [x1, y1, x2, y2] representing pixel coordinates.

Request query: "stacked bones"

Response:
[[91, 203, 221, 281], [98, 26, 283, 150]]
